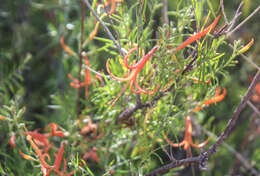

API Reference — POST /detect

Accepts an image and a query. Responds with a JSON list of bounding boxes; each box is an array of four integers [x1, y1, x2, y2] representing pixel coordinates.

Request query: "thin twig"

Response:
[[220, 0, 228, 24], [205, 70, 260, 157], [162, 0, 169, 25], [77, 0, 85, 115], [226, 2, 244, 33], [84, 0, 126, 56], [82, 64, 107, 78], [227, 5, 260, 37], [103, 6, 122, 47], [192, 118, 258, 175], [230, 114, 257, 176], [247, 100, 260, 117]]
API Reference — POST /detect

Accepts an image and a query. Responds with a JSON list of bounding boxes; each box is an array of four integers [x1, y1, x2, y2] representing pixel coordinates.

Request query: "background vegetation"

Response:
[[0, 0, 260, 175]]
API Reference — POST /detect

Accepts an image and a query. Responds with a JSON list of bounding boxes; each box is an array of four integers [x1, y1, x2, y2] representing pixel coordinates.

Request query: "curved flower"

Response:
[[68, 56, 92, 98], [106, 45, 159, 94], [44, 123, 66, 137], [105, 0, 124, 14], [0, 115, 6, 120], [165, 116, 209, 151], [193, 87, 226, 112], [238, 38, 254, 55], [60, 37, 77, 58], [173, 15, 221, 52]]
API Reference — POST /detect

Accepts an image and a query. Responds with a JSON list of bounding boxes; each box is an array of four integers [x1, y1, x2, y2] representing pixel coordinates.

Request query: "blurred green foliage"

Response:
[[0, 0, 260, 175]]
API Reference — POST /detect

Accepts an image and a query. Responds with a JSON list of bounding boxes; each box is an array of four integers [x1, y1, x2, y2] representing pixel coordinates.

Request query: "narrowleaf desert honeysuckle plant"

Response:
[[1, 0, 259, 175]]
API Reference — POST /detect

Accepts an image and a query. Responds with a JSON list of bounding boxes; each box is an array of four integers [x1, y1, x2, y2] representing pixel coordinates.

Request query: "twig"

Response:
[[230, 114, 257, 176], [77, 0, 85, 115], [146, 156, 201, 176], [247, 100, 260, 117], [145, 70, 260, 176], [84, 0, 126, 56], [82, 64, 107, 78], [220, 0, 228, 24], [103, 6, 122, 46], [205, 70, 260, 158], [227, 5, 260, 37], [192, 117, 258, 175], [162, 0, 169, 25], [161, 146, 176, 162], [226, 2, 244, 33]]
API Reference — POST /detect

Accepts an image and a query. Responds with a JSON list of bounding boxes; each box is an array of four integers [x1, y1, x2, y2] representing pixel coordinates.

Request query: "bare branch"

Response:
[[77, 0, 86, 115], [226, 2, 244, 33], [220, 0, 229, 24], [227, 5, 260, 37], [247, 100, 260, 117], [205, 70, 260, 156], [192, 118, 258, 175], [162, 0, 169, 25], [84, 0, 126, 56]]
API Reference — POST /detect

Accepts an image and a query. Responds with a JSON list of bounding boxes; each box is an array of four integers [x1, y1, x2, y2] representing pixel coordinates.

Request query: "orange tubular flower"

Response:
[[106, 45, 160, 95], [44, 123, 65, 137], [165, 116, 209, 151], [174, 15, 221, 52], [203, 87, 226, 105], [105, 0, 124, 14], [238, 38, 254, 55], [60, 37, 77, 58], [54, 141, 65, 172], [252, 82, 260, 102], [24, 130, 50, 150], [53, 141, 74, 176], [19, 150, 37, 161], [193, 87, 226, 112], [0, 115, 6, 120], [26, 135, 53, 169], [8, 133, 16, 148], [68, 56, 91, 99], [83, 147, 100, 163]]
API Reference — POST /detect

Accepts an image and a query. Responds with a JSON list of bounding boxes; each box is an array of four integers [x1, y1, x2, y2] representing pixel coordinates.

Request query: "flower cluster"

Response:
[[107, 15, 221, 94], [19, 123, 73, 176]]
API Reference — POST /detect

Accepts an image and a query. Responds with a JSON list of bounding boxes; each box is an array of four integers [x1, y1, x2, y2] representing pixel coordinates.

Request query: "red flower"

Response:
[[8, 133, 16, 148], [68, 56, 92, 99], [174, 15, 221, 52], [193, 87, 226, 112], [60, 37, 77, 58], [26, 135, 53, 169], [83, 147, 100, 163], [0, 115, 6, 120], [105, 0, 124, 14], [24, 130, 51, 152], [106, 45, 160, 94], [165, 116, 209, 151], [44, 123, 66, 137], [252, 82, 260, 103]]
